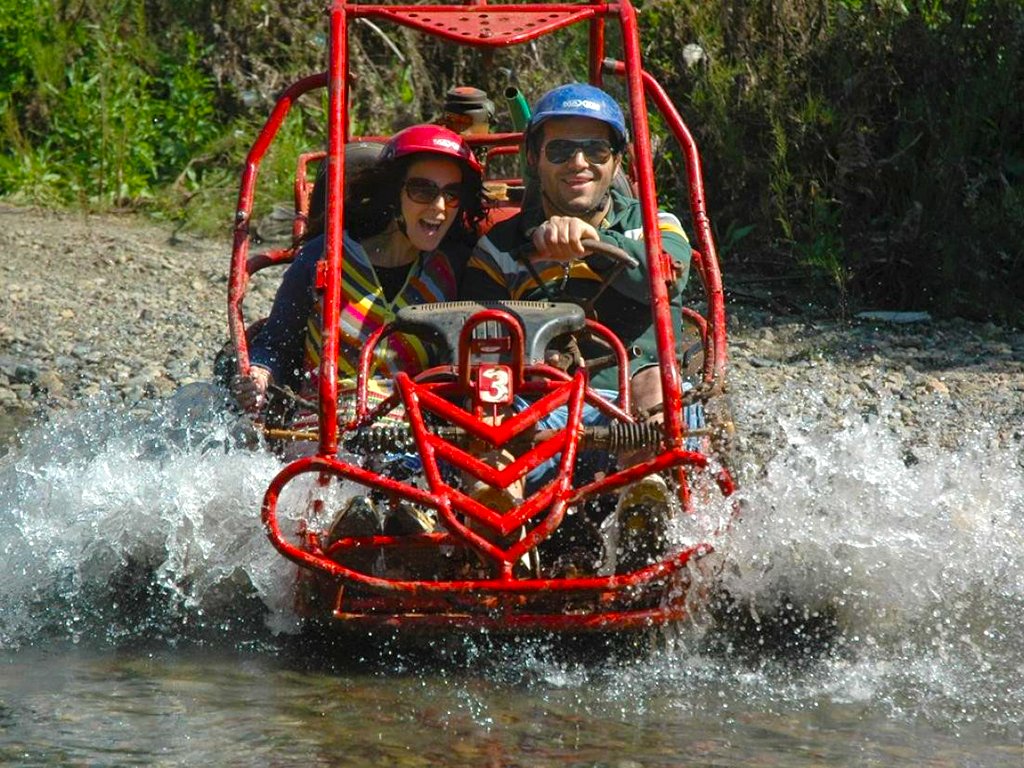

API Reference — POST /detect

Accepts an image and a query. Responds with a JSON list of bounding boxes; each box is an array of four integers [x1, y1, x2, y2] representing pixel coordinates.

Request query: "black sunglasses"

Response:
[[403, 177, 462, 207], [543, 138, 618, 165]]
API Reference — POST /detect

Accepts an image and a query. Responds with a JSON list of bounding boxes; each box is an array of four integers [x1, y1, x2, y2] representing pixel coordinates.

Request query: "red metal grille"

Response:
[[355, 4, 600, 46]]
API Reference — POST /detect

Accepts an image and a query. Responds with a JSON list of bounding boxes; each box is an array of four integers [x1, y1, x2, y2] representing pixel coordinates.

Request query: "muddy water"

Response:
[[1, 388, 1022, 766]]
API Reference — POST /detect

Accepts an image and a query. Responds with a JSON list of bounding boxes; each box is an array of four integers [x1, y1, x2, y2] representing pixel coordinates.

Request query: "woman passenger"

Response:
[[232, 124, 485, 412]]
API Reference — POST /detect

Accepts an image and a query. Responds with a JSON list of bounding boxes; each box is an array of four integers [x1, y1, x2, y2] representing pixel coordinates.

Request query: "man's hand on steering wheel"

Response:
[[530, 216, 601, 261], [512, 221, 637, 305]]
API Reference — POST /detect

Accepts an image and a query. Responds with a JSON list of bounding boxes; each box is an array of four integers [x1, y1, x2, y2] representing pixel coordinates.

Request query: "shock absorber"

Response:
[[342, 421, 669, 454], [342, 425, 416, 454], [583, 421, 664, 452]]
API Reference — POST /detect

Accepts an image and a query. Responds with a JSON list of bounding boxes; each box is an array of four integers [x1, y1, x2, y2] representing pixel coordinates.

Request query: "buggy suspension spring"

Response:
[[343, 425, 417, 453], [341, 421, 669, 453], [588, 422, 664, 452]]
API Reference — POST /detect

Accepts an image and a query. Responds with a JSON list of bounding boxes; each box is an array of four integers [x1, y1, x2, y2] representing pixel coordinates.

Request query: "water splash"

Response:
[[1, 378, 1021, 733], [0, 385, 301, 649], [684, 383, 1024, 730], [434, 385, 1023, 734]]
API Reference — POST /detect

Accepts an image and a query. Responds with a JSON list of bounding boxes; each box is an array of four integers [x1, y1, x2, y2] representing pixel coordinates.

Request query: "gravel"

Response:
[[1, 202, 1021, 470], [0, 204, 274, 412]]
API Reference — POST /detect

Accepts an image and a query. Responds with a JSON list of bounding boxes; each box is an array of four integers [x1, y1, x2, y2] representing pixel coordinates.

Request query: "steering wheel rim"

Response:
[[506, 237, 642, 377], [509, 237, 638, 304], [576, 238, 639, 270]]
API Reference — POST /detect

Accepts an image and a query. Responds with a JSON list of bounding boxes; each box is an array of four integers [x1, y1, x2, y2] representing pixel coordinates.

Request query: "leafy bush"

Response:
[[638, 0, 1023, 321], [0, 1, 223, 208], [0, 0, 1020, 321]]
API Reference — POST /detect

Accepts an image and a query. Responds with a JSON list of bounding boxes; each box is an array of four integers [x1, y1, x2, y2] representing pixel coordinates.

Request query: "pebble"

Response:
[[35, 370, 64, 395]]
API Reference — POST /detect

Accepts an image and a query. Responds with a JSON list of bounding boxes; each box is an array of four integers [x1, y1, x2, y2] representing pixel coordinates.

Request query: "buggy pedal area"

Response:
[[260, 447, 724, 634]]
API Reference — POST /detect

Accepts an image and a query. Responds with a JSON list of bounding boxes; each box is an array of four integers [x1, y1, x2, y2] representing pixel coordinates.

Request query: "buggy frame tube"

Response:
[[229, 73, 327, 377], [319, 4, 350, 455], [262, 455, 708, 595], [604, 59, 728, 392], [615, 0, 686, 449], [588, 15, 605, 85]]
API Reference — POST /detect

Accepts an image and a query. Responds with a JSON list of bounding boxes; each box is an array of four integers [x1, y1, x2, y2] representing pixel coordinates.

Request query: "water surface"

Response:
[[1, 385, 1021, 766]]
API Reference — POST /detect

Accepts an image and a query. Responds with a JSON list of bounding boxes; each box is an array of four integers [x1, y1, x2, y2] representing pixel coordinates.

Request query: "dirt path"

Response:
[[1, 204, 273, 411]]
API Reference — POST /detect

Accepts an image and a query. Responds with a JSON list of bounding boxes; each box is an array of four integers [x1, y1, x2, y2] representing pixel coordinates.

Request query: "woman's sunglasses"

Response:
[[543, 138, 618, 165], [403, 177, 462, 208]]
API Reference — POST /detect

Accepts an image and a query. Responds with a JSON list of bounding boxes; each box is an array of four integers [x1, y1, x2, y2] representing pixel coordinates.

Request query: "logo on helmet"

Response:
[[560, 98, 601, 112], [433, 137, 463, 153]]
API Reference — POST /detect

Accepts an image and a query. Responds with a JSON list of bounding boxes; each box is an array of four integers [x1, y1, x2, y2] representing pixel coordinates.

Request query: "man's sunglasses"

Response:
[[543, 138, 618, 165], [403, 177, 462, 207]]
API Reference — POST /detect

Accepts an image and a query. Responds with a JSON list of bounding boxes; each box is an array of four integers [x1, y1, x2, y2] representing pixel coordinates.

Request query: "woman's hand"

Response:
[[531, 216, 600, 261], [231, 366, 274, 411]]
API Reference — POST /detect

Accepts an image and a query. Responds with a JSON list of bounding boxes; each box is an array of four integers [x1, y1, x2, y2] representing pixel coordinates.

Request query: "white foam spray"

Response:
[[0, 385, 306, 648]]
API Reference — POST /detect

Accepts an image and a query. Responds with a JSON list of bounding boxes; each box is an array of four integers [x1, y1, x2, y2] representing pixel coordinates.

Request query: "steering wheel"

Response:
[[507, 237, 639, 374], [510, 237, 638, 310]]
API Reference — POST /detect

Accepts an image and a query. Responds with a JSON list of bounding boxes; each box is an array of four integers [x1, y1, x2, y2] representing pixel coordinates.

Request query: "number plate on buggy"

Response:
[[476, 364, 513, 405]]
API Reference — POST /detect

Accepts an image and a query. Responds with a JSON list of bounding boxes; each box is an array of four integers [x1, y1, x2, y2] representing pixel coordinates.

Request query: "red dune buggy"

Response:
[[227, 0, 736, 635]]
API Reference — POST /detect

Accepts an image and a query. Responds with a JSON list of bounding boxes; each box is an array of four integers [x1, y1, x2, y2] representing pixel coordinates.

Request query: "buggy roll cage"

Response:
[[228, 0, 732, 633]]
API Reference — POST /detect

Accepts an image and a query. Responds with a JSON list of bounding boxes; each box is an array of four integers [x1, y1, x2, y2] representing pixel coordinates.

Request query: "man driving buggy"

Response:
[[462, 82, 693, 412], [460, 83, 699, 566]]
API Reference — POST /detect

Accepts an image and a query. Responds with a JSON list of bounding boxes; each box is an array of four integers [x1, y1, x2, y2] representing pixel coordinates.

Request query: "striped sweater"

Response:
[[460, 190, 692, 390], [249, 233, 465, 398]]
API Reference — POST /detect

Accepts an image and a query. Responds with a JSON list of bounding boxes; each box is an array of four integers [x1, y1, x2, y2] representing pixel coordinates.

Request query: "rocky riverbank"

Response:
[[1, 204, 273, 413], [1, 203, 1021, 470]]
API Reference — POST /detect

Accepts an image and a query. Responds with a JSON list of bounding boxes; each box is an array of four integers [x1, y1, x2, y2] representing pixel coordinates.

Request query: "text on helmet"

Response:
[[560, 98, 601, 112]]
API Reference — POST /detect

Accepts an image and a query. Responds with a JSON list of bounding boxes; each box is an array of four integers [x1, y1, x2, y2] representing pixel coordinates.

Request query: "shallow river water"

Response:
[[1, 389, 1022, 766]]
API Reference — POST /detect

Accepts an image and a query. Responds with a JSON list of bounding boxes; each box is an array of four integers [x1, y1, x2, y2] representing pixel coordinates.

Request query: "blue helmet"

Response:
[[526, 83, 628, 147]]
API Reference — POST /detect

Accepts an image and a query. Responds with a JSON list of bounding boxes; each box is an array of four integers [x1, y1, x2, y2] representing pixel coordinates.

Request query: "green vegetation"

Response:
[[1, 0, 1021, 322], [645, 0, 1023, 321]]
